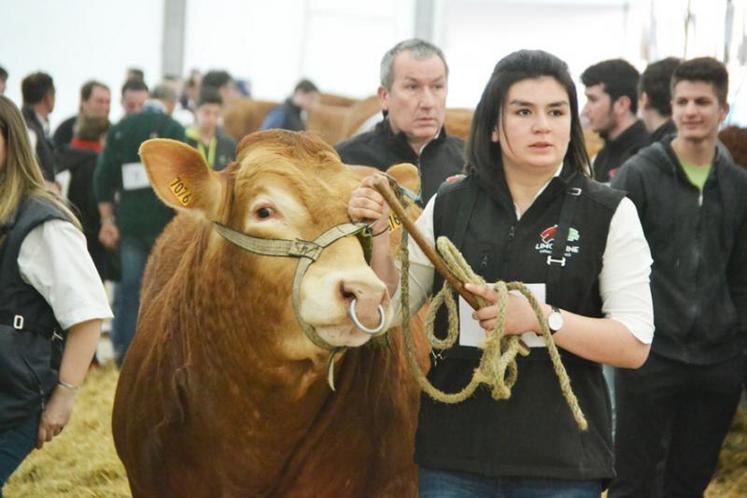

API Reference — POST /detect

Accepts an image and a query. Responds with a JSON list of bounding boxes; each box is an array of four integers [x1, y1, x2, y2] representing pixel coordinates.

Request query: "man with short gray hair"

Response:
[[336, 38, 464, 204]]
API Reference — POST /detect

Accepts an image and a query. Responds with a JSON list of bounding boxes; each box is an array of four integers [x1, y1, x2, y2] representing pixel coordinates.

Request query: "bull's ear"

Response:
[[139, 139, 222, 217], [386, 163, 420, 197]]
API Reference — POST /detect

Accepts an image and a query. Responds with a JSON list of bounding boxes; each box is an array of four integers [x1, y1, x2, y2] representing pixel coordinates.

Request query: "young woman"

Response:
[[0, 96, 112, 493], [349, 50, 654, 497]]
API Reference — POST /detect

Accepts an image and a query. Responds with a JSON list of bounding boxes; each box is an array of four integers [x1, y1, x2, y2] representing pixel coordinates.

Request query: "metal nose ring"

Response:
[[348, 298, 387, 335]]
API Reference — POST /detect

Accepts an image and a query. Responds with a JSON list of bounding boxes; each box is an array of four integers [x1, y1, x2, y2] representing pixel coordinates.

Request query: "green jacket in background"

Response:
[[93, 109, 186, 238]]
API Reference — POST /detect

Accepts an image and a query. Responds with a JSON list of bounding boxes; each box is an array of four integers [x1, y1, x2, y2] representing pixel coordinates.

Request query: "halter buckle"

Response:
[[288, 240, 322, 261], [12, 314, 24, 330]]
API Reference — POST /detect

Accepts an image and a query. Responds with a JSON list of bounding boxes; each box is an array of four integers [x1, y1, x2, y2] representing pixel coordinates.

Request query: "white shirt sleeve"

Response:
[[18, 219, 113, 330], [599, 197, 654, 344], [391, 196, 436, 320]]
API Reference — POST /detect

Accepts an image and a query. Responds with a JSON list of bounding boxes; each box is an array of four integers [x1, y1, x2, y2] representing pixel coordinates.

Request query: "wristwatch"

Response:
[[547, 306, 564, 334]]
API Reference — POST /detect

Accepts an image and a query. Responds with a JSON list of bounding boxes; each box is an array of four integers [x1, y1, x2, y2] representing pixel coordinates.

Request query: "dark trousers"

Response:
[[111, 233, 159, 367], [609, 352, 743, 498], [0, 412, 41, 496]]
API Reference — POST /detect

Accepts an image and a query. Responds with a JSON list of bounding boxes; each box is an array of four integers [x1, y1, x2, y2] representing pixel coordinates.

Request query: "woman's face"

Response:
[[492, 76, 572, 173]]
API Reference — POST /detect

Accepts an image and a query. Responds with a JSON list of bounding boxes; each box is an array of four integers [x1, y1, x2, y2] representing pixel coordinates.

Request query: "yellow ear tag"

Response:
[[169, 177, 193, 207], [387, 212, 401, 232]]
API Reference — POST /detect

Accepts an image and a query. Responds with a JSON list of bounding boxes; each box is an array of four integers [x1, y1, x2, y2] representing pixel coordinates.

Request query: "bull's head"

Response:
[[139, 131, 397, 359]]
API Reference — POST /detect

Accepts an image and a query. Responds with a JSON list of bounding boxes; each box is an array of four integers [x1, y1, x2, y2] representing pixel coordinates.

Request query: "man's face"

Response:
[[195, 103, 221, 132], [82, 86, 111, 119], [671, 80, 728, 143], [122, 89, 148, 116], [0, 78, 6, 96], [582, 84, 615, 135], [45, 89, 56, 115], [379, 51, 447, 149]]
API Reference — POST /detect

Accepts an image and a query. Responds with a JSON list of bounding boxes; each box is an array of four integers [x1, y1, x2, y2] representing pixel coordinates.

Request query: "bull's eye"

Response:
[[256, 207, 273, 219]]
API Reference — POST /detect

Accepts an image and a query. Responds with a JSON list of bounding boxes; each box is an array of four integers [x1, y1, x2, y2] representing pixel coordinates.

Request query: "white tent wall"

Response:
[[0, 0, 745, 129], [1, 0, 165, 127], [183, 0, 415, 103]]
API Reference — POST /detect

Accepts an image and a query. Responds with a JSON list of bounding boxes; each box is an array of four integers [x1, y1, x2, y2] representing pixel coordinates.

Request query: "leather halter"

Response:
[[212, 221, 373, 351]]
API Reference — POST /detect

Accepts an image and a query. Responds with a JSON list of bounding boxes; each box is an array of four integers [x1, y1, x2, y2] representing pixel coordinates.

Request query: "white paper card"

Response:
[[458, 283, 547, 348], [121, 162, 151, 191]]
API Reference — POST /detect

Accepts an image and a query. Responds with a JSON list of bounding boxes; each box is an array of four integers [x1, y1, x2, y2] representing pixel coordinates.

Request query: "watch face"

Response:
[[548, 310, 563, 332]]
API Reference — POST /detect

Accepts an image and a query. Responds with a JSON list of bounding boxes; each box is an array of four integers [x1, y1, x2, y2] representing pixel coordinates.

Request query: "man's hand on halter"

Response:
[[348, 174, 392, 236]]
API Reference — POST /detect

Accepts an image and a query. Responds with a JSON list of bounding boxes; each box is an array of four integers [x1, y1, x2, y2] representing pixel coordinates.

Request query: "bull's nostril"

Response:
[[339, 282, 356, 301]]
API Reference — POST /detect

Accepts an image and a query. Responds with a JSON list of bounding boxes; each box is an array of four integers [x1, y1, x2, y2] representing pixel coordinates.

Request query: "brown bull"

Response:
[[112, 130, 427, 497]]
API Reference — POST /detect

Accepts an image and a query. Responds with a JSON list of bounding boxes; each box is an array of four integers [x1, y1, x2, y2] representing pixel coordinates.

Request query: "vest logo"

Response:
[[535, 225, 581, 258]]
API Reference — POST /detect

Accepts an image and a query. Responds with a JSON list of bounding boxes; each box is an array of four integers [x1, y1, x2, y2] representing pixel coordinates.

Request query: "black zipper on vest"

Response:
[[501, 223, 517, 276]]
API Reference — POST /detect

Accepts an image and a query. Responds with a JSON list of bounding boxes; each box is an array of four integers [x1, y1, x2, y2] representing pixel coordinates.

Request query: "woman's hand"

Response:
[[463, 283, 543, 336], [348, 174, 391, 235], [36, 385, 77, 449]]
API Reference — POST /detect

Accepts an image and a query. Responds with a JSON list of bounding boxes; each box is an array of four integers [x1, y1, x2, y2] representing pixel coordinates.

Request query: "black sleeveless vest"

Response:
[[0, 196, 68, 431], [415, 170, 624, 481]]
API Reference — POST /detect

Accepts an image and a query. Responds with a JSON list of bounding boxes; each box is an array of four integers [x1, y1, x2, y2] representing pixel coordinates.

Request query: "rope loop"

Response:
[[399, 231, 588, 431]]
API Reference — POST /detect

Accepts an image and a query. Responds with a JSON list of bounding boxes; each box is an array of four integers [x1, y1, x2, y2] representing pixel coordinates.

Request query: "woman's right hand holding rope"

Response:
[[464, 282, 545, 336]]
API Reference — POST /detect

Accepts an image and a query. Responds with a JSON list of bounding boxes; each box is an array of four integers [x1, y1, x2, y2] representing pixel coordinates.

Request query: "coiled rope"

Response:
[[380, 178, 588, 431]]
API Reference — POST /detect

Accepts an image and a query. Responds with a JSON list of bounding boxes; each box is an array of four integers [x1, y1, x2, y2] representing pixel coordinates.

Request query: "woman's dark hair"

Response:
[[465, 50, 589, 179]]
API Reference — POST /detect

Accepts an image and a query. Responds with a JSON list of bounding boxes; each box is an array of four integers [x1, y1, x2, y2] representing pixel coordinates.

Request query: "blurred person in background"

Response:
[[120, 79, 149, 118], [201, 70, 238, 106], [20, 72, 57, 185], [581, 59, 650, 183], [185, 87, 235, 171], [260, 79, 319, 132], [94, 83, 185, 367], [54, 115, 110, 279], [0, 66, 7, 96], [610, 57, 747, 498], [638, 57, 681, 142], [53, 80, 111, 149]]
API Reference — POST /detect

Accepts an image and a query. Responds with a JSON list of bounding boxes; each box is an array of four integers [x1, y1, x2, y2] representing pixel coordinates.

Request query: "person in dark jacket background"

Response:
[[94, 83, 185, 367], [52, 80, 111, 149], [581, 59, 651, 183], [336, 39, 464, 205], [260, 79, 319, 132], [609, 57, 747, 498], [20, 72, 57, 185], [55, 115, 110, 279], [638, 57, 680, 142]]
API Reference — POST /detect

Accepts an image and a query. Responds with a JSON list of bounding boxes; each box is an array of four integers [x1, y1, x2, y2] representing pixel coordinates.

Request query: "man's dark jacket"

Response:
[[593, 119, 650, 183], [56, 145, 109, 279], [21, 105, 56, 182], [611, 137, 747, 365], [53, 115, 77, 149], [260, 99, 305, 132], [335, 118, 464, 204]]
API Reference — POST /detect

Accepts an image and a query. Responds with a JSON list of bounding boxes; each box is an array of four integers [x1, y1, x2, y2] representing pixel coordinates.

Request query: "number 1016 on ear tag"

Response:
[[169, 177, 192, 206]]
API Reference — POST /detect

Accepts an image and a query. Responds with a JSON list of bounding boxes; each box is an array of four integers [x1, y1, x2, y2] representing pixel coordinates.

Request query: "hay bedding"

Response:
[[5, 364, 747, 497]]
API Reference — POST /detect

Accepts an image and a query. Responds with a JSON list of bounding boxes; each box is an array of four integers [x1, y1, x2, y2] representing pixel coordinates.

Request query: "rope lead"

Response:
[[399, 232, 588, 431]]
